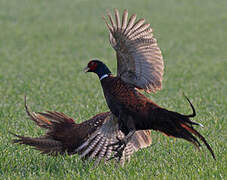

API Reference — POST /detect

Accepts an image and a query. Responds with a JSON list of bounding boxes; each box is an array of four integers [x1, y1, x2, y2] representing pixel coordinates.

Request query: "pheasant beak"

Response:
[[84, 66, 90, 73]]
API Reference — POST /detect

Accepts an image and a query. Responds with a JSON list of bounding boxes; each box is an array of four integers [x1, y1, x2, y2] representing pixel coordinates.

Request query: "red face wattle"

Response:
[[84, 61, 98, 72]]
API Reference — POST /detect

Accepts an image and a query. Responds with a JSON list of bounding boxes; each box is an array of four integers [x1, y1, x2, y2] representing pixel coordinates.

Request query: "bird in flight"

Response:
[[11, 97, 152, 165], [83, 9, 215, 160]]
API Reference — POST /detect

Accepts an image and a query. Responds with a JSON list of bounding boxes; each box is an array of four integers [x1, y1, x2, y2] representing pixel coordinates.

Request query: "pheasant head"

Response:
[[84, 60, 111, 80]]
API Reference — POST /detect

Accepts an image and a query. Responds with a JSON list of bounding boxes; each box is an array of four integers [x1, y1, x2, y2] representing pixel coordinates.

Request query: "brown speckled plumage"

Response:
[[11, 97, 152, 164]]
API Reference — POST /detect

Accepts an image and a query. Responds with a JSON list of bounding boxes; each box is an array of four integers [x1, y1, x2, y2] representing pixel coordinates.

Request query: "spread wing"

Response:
[[103, 9, 164, 93], [12, 97, 151, 164], [75, 113, 152, 165]]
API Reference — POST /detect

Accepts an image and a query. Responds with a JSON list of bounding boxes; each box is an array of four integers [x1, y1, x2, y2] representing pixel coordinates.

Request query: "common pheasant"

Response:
[[11, 97, 152, 165], [83, 9, 215, 160]]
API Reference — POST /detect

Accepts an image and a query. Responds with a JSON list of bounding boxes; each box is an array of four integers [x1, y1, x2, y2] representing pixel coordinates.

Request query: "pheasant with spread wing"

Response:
[[84, 9, 215, 160], [11, 97, 152, 165]]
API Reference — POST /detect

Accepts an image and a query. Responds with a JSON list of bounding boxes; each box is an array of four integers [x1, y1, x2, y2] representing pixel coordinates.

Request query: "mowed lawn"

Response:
[[0, 0, 226, 179]]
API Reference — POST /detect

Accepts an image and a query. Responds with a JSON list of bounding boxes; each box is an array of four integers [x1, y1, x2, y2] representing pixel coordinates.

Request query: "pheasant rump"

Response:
[[83, 9, 215, 160]]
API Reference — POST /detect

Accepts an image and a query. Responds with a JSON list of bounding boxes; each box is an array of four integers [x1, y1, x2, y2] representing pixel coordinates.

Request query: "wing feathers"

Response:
[[90, 136, 106, 158], [106, 10, 116, 32], [13, 98, 153, 164], [75, 113, 152, 164], [121, 10, 128, 30], [114, 9, 121, 30], [124, 14, 137, 35], [129, 24, 151, 40], [104, 9, 164, 92], [126, 18, 145, 37]]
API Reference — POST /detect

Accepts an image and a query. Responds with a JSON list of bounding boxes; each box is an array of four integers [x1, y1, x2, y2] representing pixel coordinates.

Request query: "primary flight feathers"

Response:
[[103, 9, 164, 93]]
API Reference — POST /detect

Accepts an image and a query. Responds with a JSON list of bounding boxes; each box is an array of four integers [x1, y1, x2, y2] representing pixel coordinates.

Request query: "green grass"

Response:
[[0, 0, 226, 179]]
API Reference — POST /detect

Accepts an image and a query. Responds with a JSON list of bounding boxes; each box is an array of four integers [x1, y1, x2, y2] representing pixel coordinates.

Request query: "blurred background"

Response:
[[0, 0, 226, 179]]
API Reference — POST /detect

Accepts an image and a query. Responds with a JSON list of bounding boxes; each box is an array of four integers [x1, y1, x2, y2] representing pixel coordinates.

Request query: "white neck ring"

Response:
[[100, 74, 109, 81]]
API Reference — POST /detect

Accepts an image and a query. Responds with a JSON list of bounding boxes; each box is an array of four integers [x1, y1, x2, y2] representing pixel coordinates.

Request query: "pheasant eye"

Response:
[[89, 62, 97, 71], [91, 62, 95, 66]]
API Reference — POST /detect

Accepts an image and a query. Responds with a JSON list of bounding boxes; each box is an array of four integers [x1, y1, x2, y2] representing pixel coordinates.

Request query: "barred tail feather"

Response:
[[24, 96, 52, 129], [10, 132, 62, 155]]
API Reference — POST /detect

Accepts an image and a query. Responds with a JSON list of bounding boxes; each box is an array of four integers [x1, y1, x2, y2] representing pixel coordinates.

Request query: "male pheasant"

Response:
[[83, 9, 215, 160]]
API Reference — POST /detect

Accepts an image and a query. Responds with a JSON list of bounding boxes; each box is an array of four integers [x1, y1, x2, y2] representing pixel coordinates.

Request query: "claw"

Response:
[[107, 147, 124, 161], [107, 130, 136, 161], [107, 136, 127, 161]]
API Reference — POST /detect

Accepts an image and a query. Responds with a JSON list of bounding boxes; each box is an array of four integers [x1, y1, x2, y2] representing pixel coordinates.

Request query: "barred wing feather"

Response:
[[75, 113, 152, 165], [103, 9, 164, 93]]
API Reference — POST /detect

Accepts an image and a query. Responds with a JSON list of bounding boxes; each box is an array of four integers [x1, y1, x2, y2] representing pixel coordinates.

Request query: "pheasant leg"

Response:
[[108, 130, 136, 160]]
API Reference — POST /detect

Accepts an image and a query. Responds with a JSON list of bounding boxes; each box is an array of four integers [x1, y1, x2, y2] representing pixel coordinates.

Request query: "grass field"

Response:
[[0, 0, 226, 179]]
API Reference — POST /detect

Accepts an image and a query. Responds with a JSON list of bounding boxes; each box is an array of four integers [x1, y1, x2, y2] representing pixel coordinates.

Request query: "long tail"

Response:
[[11, 96, 76, 155], [24, 95, 52, 129], [10, 132, 63, 155], [154, 96, 216, 160]]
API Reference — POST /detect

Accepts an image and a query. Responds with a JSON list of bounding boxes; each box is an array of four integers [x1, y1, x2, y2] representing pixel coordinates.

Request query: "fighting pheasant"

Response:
[[83, 9, 215, 160], [11, 97, 152, 165]]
